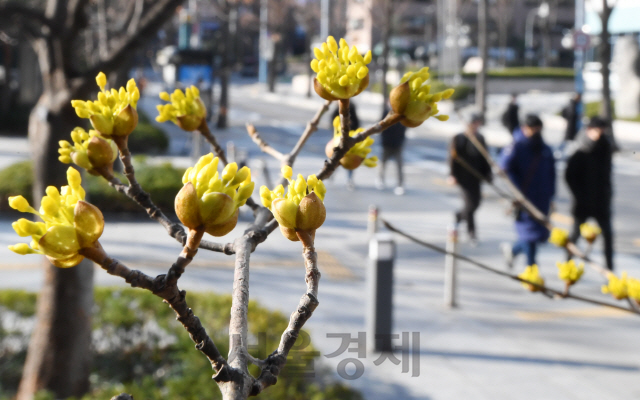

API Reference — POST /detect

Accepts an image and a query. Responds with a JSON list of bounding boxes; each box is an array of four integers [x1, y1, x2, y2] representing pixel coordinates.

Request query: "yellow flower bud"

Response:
[[325, 117, 377, 170], [549, 227, 569, 248], [8, 167, 103, 267], [59, 128, 117, 175], [176, 153, 254, 236], [602, 272, 628, 300], [556, 260, 584, 285], [312, 36, 371, 100], [518, 264, 545, 292], [580, 222, 601, 244], [389, 67, 452, 127], [627, 277, 640, 302], [260, 168, 327, 241], [156, 86, 207, 131], [9, 196, 33, 213], [72, 73, 139, 138]]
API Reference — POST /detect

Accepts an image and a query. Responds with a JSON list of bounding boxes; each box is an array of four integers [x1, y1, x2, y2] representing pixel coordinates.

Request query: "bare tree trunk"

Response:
[[380, 0, 394, 114], [18, 38, 94, 400], [475, 0, 488, 120], [600, 2, 613, 122], [217, 1, 231, 129]]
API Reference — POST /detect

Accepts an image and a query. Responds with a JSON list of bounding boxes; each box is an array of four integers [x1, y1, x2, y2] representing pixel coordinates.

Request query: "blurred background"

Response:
[[1, 1, 640, 400]]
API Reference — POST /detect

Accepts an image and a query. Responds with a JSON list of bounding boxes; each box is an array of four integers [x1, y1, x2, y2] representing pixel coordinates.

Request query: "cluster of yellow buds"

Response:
[[627, 277, 640, 302], [602, 272, 628, 300], [556, 259, 584, 285], [8, 168, 104, 268], [325, 116, 377, 170], [58, 127, 118, 176], [311, 36, 371, 100], [518, 264, 545, 292], [580, 222, 601, 244], [156, 86, 207, 132], [260, 166, 327, 242], [71, 72, 140, 138], [389, 67, 453, 127], [175, 153, 254, 236], [549, 227, 569, 248]]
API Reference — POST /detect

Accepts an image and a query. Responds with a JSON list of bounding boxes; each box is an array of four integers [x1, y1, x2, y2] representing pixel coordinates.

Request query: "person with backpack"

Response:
[[500, 115, 556, 268]]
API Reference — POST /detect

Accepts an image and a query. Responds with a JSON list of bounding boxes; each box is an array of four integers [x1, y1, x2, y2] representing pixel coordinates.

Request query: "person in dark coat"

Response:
[[448, 114, 492, 243], [501, 93, 520, 135], [565, 116, 615, 270], [561, 92, 582, 142], [500, 115, 556, 268], [377, 104, 407, 195]]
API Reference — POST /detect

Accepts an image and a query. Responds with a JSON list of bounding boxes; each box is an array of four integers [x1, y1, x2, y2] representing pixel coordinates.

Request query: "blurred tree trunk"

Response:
[[217, 1, 231, 128], [18, 38, 95, 399], [380, 0, 394, 114], [0, 0, 186, 398], [475, 0, 487, 120], [600, 0, 613, 122]]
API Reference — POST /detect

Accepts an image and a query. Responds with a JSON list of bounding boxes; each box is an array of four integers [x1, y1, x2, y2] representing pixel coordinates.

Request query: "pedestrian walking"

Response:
[[500, 115, 556, 268], [377, 104, 406, 195], [559, 93, 582, 156], [331, 102, 361, 190], [448, 114, 492, 244], [501, 93, 520, 136], [565, 116, 615, 270]]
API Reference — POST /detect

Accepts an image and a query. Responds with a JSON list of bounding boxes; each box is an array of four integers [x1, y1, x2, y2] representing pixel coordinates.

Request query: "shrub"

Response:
[[0, 160, 184, 214], [0, 288, 362, 400], [127, 112, 169, 154]]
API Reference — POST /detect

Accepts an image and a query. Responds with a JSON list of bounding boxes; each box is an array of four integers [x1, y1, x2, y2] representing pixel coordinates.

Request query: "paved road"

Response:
[[1, 81, 640, 400]]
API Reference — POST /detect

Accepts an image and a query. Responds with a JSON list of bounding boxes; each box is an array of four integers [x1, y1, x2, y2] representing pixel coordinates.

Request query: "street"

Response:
[[1, 80, 640, 399]]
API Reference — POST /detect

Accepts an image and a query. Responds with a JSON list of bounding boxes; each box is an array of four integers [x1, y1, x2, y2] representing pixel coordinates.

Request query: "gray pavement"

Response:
[[1, 81, 640, 399]]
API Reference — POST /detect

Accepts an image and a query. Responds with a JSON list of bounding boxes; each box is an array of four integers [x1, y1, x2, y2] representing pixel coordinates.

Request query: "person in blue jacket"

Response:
[[500, 114, 556, 269]]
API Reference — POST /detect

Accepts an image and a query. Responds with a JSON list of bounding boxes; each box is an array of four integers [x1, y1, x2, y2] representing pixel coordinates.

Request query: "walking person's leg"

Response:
[[595, 212, 615, 271], [567, 213, 587, 261], [466, 186, 481, 240], [525, 241, 538, 266], [378, 147, 391, 189], [393, 147, 404, 195]]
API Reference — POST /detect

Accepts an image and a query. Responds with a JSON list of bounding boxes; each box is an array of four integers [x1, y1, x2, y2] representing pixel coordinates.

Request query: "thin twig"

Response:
[[199, 119, 228, 165], [285, 99, 332, 166], [246, 123, 286, 161], [382, 219, 639, 316]]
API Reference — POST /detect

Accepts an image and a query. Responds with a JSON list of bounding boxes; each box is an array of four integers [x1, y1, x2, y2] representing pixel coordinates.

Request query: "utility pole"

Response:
[[258, 0, 268, 83], [321, 0, 329, 40], [475, 0, 488, 120]]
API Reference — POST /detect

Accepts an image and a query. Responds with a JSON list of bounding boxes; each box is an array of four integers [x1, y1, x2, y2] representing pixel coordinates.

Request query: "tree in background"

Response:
[[598, 0, 615, 123], [0, 1, 184, 398]]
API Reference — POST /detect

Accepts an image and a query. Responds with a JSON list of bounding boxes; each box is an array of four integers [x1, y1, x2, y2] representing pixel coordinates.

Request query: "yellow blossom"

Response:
[[260, 166, 326, 241], [556, 259, 584, 285], [627, 277, 640, 302], [58, 127, 118, 175], [518, 264, 545, 292], [580, 222, 601, 244], [325, 116, 377, 169], [311, 36, 371, 100], [549, 227, 569, 247], [602, 272, 628, 300], [175, 153, 254, 236], [70, 72, 140, 138], [389, 67, 453, 127], [156, 86, 207, 131], [8, 168, 104, 268]]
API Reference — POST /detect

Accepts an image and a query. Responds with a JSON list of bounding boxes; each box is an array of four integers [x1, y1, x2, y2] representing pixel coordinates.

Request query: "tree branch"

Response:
[[285, 100, 332, 166], [382, 219, 639, 316], [246, 124, 285, 162]]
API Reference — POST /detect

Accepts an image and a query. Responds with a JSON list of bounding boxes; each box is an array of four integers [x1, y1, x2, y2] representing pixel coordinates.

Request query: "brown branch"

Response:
[[199, 119, 228, 165], [285, 99, 332, 166], [317, 112, 403, 180], [79, 242, 229, 371], [246, 124, 285, 162], [0, 4, 54, 31], [382, 219, 639, 315], [253, 232, 320, 395]]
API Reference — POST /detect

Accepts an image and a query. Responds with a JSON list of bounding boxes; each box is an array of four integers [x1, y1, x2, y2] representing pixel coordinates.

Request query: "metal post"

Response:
[[226, 141, 236, 164], [191, 131, 202, 165], [321, 0, 329, 40], [258, 0, 268, 83], [367, 205, 379, 238], [443, 224, 458, 308], [367, 233, 395, 352]]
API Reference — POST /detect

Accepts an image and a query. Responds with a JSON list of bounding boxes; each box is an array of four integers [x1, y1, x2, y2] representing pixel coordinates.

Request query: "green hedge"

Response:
[[0, 288, 362, 400], [0, 159, 184, 214]]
